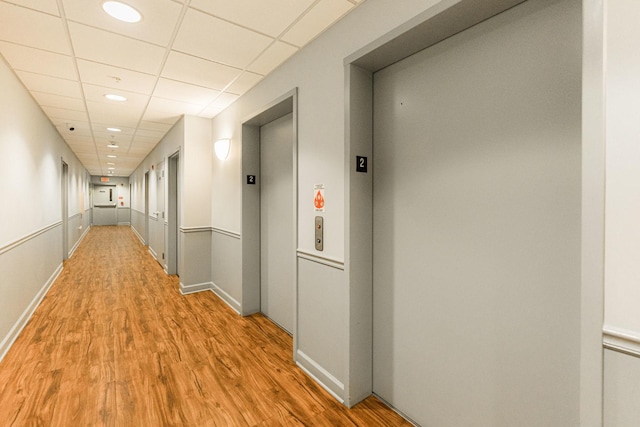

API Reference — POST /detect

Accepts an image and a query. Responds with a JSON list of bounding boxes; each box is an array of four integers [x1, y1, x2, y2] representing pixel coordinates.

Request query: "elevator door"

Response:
[[372, 1, 581, 426], [260, 113, 294, 334]]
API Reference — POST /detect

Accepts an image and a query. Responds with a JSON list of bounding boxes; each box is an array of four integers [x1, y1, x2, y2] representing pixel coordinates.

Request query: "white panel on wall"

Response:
[[604, 0, 640, 336], [604, 350, 640, 427]]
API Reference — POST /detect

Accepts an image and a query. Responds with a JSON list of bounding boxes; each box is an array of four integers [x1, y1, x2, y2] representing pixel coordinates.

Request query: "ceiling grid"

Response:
[[0, 0, 364, 176]]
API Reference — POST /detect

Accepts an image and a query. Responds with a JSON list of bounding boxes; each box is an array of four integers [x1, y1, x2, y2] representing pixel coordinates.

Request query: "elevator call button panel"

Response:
[[315, 216, 323, 251]]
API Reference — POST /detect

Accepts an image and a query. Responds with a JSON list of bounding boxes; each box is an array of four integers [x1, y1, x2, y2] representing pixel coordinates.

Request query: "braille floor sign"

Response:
[[314, 184, 325, 212]]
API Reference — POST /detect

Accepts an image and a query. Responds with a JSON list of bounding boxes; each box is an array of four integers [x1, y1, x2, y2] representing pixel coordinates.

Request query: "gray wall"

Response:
[[0, 56, 90, 361], [123, 0, 638, 423]]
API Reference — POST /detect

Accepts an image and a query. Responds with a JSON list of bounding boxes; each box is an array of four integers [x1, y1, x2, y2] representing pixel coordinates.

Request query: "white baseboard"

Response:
[[179, 281, 212, 295], [131, 226, 145, 245], [0, 263, 63, 363], [210, 282, 241, 315], [179, 281, 241, 315], [296, 349, 345, 404], [68, 225, 91, 258]]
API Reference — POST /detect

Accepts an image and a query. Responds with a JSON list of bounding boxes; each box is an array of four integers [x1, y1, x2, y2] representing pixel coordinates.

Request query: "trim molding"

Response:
[[604, 326, 640, 358], [179, 281, 242, 315], [180, 281, 212, 295], [0, 221, 62, 256], [131, 225, 145, 245], [297, 250, 345, 270], [212, 227, 241, 239], [296, 350, 345, 403], [211, 282, 242, 314], [0, 262, 63, 363], [180, 226, 213, 234], [68, 225, 91, 258]]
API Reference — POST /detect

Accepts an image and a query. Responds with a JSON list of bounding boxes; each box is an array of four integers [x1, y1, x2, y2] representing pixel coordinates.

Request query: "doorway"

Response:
[[61, 160, 68, 261], [369, 1, 582, 425], [260, 113, 294, 334], [241, 89, 298, 342], [167, 152, 180, 276], [144, 171, 150, 245]]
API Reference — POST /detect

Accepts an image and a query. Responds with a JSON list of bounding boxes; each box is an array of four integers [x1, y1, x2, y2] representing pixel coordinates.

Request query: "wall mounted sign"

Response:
[[314, 184, 325, 212], [100, 177, 110, 182], [247, 175, 256, 185], [356, 156, 368, 173]]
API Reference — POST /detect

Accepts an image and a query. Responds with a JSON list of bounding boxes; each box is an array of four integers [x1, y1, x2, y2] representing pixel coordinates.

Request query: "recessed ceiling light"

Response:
[[107, 155, 117, 158], [107, 144, 119, 148], [102, 1, 142, 23], [105, 94, 127, 102], [108, 167, 115, 170], [107, 127, 122, 132], [107, 162, 115, 165]]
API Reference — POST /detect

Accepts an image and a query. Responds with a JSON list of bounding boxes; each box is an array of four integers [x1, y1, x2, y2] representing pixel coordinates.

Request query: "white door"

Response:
[[153, 161, 165, 265], [372, 1, 582, 426], [260, 113, 294, 333]]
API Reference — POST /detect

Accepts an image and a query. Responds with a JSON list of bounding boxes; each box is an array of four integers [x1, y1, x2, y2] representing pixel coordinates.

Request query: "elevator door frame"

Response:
[[241, 88, 298, 356], [341, 0, 605, 417]]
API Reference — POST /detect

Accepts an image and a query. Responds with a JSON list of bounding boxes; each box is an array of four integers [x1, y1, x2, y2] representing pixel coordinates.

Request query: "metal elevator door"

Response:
[[371, 0, 582, 425], [260, 113, 294, 334]]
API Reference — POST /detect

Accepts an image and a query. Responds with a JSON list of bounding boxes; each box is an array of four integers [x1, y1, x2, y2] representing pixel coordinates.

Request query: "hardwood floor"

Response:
[[0, 226, 411, 426]]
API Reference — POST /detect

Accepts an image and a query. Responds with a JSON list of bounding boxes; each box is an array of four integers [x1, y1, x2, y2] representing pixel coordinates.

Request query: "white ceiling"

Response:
[[0, 0, 364, 176]]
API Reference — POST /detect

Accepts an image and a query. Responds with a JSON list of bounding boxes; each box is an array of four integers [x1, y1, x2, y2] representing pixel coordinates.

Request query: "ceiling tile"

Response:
[[225, 71, 263, 96], [0, 42, 76, 80], [135, 129, 165, 139], [91, 123, 137, 136], [62, 0, 183, 46], [145, 97, 204, 123], [82, 83, 150, 109], [189, 0, 314, 38], [68, 22, 165, 75], [77, 60, 156, 95], [248, 41, 298, 75], [86, 100, 145, 128], [3, 0, 60, 16], [197, 105, 224, 119], [173, 8, 272, 69], [155, 78, 221, 106], [0, 2, 71, 54], [42, 106, 88, 122], [162, 51, 244, 91], [210, 92, 239, 110], [31, 92, 85, 111], [54, 120, 91, 137], [281, 0, 354, 47], [138, 121, 173, 133], [15, 71, 82, 98]]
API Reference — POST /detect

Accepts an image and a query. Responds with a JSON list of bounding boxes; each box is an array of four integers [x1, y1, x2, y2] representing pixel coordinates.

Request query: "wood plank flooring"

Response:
[[0, 226, 411, 426]]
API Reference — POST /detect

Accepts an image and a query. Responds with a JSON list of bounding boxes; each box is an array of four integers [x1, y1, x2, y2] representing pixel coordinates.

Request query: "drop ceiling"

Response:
[[0, 0, 364, 176]]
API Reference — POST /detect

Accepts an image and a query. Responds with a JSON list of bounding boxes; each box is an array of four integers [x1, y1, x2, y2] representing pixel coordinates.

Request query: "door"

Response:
[[372, 1, 582, 426], [92, 185, 117, 226], [61, 161, 68, 260], [260, 113, 294, 333], [152, 161, 165, 266]]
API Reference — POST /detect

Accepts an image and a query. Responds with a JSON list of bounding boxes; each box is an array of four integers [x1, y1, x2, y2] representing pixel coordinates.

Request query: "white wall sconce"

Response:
[[215, 138, 231, 160]]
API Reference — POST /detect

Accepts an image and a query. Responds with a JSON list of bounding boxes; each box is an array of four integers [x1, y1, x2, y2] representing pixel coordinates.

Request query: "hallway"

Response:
[[0, 226, 409, 426]]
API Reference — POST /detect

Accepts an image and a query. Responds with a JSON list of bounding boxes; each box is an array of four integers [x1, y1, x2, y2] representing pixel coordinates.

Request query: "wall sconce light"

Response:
[[215, 138, 231, 160]]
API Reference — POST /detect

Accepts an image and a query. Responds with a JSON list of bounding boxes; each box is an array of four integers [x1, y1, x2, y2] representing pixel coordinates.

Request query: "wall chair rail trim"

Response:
[[0, 221, 62, 256], [604, 326, 640, 358]]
